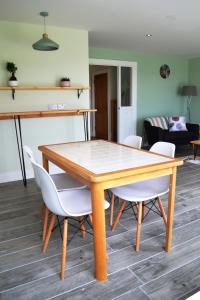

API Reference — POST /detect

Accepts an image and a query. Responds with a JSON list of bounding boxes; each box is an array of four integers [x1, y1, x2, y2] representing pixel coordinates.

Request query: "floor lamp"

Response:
[[182, 86, 197, 122]]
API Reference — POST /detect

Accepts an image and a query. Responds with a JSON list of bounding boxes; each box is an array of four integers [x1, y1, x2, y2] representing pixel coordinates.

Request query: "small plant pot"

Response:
[[8, 80, 18, 87], [60, 80, 71, 87]]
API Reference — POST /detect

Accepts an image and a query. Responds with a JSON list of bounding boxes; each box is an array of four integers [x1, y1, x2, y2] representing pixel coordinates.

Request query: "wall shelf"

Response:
[[0, 85, 89, 100]]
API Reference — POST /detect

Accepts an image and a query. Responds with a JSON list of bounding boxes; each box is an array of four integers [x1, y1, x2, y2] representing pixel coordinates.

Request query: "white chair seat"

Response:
[[111, 142, 175, 253], [30, 152, 110, 280], [51, 173, 86, 191], [58, 189, 110, 217], [111, 177, 169, 202]]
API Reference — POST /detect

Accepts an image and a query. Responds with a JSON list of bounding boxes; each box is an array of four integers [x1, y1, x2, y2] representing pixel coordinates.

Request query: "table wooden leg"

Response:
[[165, 167, 177, 252], [91, 183, 107, 281], [42, 153, 49, 172]]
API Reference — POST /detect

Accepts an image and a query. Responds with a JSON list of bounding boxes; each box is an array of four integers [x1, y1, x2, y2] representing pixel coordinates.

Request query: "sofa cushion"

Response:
[[169, 116, 187, 132], [145, 116, 168, 130], [164, 131, 197, 142]]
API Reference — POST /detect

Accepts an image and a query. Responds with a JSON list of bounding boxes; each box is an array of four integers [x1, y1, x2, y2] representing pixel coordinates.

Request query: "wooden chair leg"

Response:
[[42, 206, 49, 241], [157, 197, 167, 226], [112, 200, 126, 231], [61, 218, 68, 280], [136, 202, 142, 252], [88, 214, 93, 225], [79, 217, 86, 239], [43, 213, 56, 252], [109, 194, 115, 226]]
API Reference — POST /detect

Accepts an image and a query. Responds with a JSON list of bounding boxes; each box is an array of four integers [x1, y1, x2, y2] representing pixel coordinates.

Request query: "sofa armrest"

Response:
[[144, 121, 165, 146], [186, 123, 199, 136]]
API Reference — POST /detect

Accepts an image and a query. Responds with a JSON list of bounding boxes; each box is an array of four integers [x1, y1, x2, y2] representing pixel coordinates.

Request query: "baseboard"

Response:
[[0, 165, 64, 183], [0, 170, 34, 183]]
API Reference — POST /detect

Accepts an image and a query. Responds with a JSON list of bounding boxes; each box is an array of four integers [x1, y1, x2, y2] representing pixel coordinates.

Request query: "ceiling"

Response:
[[1, 0, 200, 57]]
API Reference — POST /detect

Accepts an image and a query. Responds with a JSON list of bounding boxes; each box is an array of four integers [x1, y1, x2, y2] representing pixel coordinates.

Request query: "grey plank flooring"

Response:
[[53, 269, 141, 300], [0, 162, 200, 299], [142, 257, 200, 300], [113, 287, 150, 300]]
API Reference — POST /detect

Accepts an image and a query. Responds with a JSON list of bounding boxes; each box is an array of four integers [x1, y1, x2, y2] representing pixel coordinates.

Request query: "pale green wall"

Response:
[[188, 58, 200, 124], [0, 21, 89, 181], [0, 21, 191, 182], [89, 48, 189, 135]]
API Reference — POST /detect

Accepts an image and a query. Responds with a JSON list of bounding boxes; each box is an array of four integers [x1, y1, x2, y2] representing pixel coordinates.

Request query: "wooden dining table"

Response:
[[38, 140, 183, 282]]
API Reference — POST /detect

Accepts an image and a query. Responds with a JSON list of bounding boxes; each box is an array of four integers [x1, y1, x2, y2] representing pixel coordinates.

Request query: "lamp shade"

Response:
[[182, 86, 197, 96], [32, 12, 59, 51], [32, 33, 59, 51]]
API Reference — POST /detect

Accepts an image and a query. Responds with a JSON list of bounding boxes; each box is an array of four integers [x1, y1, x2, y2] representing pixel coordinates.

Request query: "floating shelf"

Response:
[[0, 85, 89, 100]]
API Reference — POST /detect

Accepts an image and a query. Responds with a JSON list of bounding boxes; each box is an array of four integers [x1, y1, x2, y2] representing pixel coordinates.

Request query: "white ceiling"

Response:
[[1, 0, 200, 57]]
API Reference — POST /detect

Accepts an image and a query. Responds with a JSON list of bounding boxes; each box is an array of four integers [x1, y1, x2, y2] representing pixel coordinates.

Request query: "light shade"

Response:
[[32, 12, 59, 51], [32, 33, 59, 51], [182, 85, 197, 96]]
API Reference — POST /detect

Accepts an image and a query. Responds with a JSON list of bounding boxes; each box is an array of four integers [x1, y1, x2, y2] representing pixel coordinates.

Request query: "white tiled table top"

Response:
[[46, 140, 172, 175]]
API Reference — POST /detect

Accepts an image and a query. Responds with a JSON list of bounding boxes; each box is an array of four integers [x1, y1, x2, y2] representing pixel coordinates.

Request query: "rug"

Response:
[[187, 159, 200, 165]]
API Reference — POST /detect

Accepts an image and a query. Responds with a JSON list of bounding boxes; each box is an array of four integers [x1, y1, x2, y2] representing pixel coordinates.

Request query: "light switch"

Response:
[[48, 104, 58, 110]]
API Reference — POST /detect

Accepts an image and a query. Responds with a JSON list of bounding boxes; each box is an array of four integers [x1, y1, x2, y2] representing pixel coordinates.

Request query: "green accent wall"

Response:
[[0, 21, 89, 181], [89, 48, 189, 135], [188, 58, 200, 124]]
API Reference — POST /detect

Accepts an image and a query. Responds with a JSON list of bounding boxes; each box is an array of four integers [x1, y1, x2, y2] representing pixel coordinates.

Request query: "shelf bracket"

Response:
[[12, 89, 15, 100], [77, 89, 83, 99]]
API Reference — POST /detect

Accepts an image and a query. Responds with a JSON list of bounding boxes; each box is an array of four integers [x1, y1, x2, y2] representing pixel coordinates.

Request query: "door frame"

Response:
[[89, 59, 138, 138], [91, 69, 110, 138]]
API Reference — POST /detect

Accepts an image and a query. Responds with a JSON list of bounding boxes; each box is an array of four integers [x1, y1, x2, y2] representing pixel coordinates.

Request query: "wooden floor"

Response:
[[0, 162, 200, 299]]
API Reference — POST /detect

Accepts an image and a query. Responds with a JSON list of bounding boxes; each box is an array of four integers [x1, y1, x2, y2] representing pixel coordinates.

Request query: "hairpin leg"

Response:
[[14, 116, 27, 186]]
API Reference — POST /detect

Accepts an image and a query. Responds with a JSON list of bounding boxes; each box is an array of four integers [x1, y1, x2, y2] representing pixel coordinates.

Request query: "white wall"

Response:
[[0, 21, 89, 182]]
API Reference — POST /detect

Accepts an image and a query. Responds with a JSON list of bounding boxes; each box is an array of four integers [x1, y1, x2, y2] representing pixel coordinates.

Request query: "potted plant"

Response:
[[7, 62, 18, 86], [60, 77, 71, 87]]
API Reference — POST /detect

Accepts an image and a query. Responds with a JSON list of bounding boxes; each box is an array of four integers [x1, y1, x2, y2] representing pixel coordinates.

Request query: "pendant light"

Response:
[[32, 11, 59, 51]]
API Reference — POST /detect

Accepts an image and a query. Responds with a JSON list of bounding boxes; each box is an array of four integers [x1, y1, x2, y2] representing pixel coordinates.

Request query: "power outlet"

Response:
[[57, 104, 65, 110]]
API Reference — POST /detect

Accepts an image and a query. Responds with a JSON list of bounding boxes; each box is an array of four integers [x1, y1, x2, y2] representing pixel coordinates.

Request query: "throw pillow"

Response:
[[145, 116, 169, 130], [169, 116, 187, 132]]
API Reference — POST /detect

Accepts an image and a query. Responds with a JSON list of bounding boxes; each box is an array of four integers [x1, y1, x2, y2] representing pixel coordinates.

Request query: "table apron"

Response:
[[100, 167, 173, 189]]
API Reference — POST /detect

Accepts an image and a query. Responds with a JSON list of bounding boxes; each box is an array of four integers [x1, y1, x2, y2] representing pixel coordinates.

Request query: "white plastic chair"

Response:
[[31, 158, 110, 280], [109, 135, 143, 226], [23, 145, 85, 191], [122, 135, 142, 149], [110, 142, 175, 252], [23, 145, 86, 241]]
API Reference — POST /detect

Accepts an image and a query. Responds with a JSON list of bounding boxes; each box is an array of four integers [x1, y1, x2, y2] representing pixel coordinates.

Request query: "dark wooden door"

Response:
[[94, 73, 108, 140]]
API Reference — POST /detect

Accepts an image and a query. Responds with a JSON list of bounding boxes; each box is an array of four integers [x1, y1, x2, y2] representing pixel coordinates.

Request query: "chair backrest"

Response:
[[30, 159, 67, 216], [122, 135, 142, 149], [23, 145, 40, 187], [149, 142, 175, 192], [150, 142, 175, 158], [23, 145, 35, 161]]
